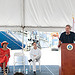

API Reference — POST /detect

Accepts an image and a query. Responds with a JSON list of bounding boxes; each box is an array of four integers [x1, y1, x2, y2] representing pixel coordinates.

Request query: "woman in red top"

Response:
[[0, 41, 10, 75]]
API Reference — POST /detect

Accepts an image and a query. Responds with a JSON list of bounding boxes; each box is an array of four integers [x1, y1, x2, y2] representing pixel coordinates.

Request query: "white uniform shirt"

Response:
[[30, 48, 41, 59]]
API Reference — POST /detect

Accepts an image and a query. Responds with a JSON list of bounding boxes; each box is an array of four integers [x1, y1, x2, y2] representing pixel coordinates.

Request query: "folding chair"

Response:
[[13, 52, 25, 74], [29, 60, 41, 72]]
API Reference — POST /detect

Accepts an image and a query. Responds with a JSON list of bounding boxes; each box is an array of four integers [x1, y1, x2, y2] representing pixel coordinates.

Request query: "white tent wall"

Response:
[[0, 0, 21, 26], [0, 0, 24, 31], [25, 0, 75, 32], [0, 0, 75, 32]]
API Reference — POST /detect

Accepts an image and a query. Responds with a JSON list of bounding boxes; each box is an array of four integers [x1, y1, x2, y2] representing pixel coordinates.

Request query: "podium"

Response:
[[59, 43, 75, 75]]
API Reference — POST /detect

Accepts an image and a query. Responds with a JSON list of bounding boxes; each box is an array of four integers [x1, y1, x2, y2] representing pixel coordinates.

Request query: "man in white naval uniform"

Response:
[[28, 42, 41, 74]]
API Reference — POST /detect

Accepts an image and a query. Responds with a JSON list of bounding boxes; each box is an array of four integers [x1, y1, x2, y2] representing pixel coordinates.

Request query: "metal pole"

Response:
[[21, 0, 25, 51], [21, 0, 25, 74], [22, 27, 24, 51], [72, 14, 75, 32]]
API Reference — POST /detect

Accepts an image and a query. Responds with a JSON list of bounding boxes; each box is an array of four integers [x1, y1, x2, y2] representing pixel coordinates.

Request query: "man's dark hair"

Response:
[[2, 43, 4, 48], [32, 42, 36, 45], [14, 72, 24, 75], [66, 25, 71, 28]]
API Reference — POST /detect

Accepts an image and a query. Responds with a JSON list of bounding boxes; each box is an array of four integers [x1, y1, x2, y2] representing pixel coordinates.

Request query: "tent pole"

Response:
[[22, 27, 24, 52], [21, 0, 25, 73], [21, 0, 25, 52]]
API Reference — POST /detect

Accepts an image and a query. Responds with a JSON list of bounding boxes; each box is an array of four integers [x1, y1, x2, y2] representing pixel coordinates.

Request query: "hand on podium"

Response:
[[58, 40, 61, 48], [58, 44, 61, 48]]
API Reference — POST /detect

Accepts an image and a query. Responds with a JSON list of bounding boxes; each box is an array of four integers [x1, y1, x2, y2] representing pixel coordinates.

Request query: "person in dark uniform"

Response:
[[58, 25, 75, 47]]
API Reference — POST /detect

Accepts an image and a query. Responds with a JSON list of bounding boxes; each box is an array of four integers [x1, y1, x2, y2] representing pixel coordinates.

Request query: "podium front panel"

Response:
[[60, 43, 75, 75]]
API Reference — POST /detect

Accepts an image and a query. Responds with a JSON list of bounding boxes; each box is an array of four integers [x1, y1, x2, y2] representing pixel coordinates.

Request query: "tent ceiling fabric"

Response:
[[24, 26, 65, 32], [25, 0, 75, 27], [0, 26, 22, 31], [0, 0, 75, 32], [0, 0, 21, 26]]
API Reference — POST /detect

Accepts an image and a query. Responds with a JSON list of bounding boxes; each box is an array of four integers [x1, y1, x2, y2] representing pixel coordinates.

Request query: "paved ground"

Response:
[[0, 65, 59, 75]]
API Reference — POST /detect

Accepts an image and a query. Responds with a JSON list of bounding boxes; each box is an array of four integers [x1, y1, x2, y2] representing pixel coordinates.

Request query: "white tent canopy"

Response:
[[0, 0, 75, 32]]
